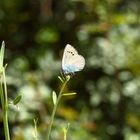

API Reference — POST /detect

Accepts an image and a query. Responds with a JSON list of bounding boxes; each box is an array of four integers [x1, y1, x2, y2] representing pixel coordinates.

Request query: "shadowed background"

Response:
[[0, 0, 140, 139]]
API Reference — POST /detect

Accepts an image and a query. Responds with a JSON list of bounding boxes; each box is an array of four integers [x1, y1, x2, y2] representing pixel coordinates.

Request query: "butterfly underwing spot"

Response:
[[67, 51, 75, 56]]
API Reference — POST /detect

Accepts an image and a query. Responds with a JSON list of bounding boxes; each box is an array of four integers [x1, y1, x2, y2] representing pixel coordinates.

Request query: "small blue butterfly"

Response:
[[62, 44, 85, 74]]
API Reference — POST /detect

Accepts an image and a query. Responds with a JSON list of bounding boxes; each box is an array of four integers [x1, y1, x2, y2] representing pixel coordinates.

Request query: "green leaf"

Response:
[[13, 95, 22, 105], [66, 75, 71, 81], [0, 41, 5, 72], [58, 76, 64, 83], [62, 92, 77, 96], [52, 91, 57, 105]]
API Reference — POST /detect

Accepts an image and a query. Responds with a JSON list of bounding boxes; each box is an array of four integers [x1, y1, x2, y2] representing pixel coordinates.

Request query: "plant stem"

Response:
[[63, 123, 69, 140], [33, 119, 38, 140], [46, 78, 69, 140], [64, 131, 66, 140], [0, 67, 10, 140]]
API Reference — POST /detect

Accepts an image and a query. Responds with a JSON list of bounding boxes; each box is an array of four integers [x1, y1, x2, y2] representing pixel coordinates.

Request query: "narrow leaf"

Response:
[[58, 76, 64, 83], [0, 41, 5, 72], [66, 75, 70, 82], [52, 91, 57, 105], [13, 95, 22, 105], [63, 92, 77, 96]]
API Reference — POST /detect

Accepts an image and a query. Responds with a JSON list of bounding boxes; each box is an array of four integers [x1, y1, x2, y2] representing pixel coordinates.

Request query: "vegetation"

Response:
[[0, 0, 140, 139]]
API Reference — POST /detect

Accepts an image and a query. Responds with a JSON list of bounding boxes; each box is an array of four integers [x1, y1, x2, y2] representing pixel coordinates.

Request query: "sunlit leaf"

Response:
[[58, 76, 64, 83], [52, 91, 57, 105], [0, 41, 5, 74], [66, 75, 71, 81], [63, 92, 77, 96]]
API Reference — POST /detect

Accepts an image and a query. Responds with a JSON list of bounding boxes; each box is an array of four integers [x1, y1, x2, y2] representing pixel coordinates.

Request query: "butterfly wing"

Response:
[[62, 44, 85, 74], [68, 54, 85, 71], [62, 44, 78, 68]]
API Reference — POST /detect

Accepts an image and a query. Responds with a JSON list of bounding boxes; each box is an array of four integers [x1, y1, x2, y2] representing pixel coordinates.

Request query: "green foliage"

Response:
[[13, 94, 22, 105], [0, 41, 10, 140], [0, 41, 5, 70], [52, 91, 57, 105], [0, 0, 140, 139]]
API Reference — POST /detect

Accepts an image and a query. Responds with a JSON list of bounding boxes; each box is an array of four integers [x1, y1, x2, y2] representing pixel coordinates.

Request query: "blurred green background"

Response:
[[0, 0, 140, 139]]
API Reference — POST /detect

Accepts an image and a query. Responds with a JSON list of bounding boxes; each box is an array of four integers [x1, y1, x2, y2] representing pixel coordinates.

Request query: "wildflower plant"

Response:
[[0, 41, 22, 140], [0, 42, 85, 140], [46, 44, 85, 140], [46, 75, 71, 140], [0, 41, 10, 140]]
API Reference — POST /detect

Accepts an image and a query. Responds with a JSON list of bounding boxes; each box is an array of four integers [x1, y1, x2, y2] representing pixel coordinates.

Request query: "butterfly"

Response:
[[62, 44, 85, 75]]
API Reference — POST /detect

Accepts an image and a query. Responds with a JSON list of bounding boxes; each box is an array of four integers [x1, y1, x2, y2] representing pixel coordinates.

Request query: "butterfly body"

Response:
[[62, 44, 85, 74]]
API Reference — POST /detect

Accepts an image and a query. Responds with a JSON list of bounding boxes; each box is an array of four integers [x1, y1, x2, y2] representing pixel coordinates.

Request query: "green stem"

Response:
[[0, 67, 10, 140], [63, 123, 69, 140], [3, 67, 8, 111], [46, 78, 69, 140], [33, 119, 38, 140], [64, 131, 66, 140]]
